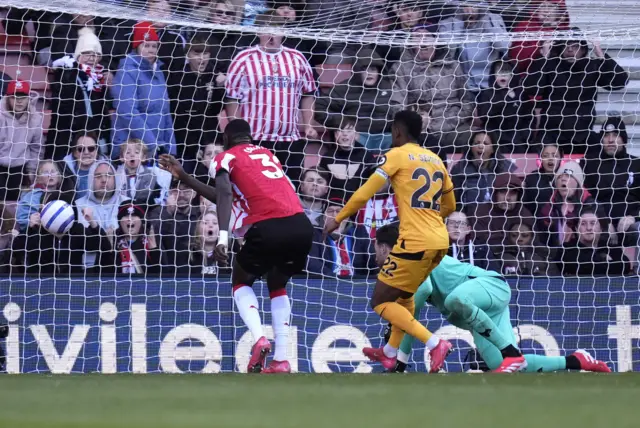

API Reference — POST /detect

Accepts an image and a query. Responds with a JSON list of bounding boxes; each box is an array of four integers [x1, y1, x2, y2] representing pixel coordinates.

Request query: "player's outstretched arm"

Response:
[[158, 154, 218, 202], [214, 171, 234, 264]]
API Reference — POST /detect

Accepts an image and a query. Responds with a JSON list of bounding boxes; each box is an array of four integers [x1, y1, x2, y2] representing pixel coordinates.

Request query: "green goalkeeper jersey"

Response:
[[423, 255, 504, 319]]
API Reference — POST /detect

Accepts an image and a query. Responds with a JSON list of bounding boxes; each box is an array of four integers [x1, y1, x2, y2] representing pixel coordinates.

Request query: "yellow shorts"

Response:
[[378, 246, 447, 293]]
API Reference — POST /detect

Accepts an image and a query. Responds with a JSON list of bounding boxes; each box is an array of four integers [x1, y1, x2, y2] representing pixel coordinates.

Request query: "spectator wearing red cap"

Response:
[[111, 21, 177, 159], [0, 79, 44, 201], [114, 202, 160, 274], [509, 0, 570, 74], [144, 0, 187, 73]]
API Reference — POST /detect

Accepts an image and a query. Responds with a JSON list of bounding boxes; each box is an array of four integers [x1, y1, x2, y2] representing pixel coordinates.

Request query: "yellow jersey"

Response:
[[375, 143, 454, 250]]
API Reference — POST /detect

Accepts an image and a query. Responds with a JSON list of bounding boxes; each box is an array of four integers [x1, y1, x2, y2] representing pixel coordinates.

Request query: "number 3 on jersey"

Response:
[[411, 168, 444, 210], [249, 153, 284, 179]]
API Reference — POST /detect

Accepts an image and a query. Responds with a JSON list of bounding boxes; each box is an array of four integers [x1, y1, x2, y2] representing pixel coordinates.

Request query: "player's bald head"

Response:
[[224, 119, 252, 148], [392, 110, 423, 145]]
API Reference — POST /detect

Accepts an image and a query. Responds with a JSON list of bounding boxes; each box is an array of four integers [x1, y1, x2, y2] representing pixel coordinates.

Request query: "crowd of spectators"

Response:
[[0, 0, 639, 278]]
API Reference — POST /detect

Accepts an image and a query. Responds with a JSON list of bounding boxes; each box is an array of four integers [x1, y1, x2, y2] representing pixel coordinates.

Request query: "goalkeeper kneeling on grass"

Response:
[[366, 224, 611, 374]]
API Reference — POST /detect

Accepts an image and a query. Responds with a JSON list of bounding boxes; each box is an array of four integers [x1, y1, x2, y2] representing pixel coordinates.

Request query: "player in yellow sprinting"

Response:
[[324, 110, 457, 373]]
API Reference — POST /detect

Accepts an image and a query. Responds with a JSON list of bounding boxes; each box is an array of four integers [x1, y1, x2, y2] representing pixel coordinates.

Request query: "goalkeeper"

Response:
[[365, 224, 612, 374]]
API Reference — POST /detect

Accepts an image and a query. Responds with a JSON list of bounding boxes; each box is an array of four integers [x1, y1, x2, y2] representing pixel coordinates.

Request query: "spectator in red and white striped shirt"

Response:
[[224, 11, 318, 184]]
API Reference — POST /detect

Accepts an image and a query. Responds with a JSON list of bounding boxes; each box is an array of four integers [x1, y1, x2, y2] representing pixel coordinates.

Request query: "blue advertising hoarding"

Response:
[[0, 277, 639, 373]]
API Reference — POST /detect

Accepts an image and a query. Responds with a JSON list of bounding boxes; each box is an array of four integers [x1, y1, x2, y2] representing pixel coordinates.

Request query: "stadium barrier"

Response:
[[1, 277, 638, 373]]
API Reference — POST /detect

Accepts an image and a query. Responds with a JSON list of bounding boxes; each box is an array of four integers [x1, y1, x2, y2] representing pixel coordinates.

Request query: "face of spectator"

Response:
[[77, 51, 101, 67], [509, 224, 533, 247], [556, 174, 578, 199], [199, 212, 219, 245], [495, 188, 518, 212], [325, 205, 346, 236], [471, 133, 494, 160], [578, 212, 601, 246], [540, 145, 561, 173], [495, 69, 512, 88], [374, 241, 392, 267], [187, 48, 211, 73], [259, 30, 283, 53], [8, 95, 29, 114], [209, 1, 236, 24], [276, 6, 296, 22], [121, 143, 144, 171], [201, 143, 223, 168], [36, 162, 61, 191], [300, 171, 328, 199], [536, 1, 561, 27], [138, 41, 159, 64], [446, 212, 470, 245], [361, 66, 379, 87], [562, 42, 584, 62], [413, 31, 435, 61], [335, 124, 358, 150], [602, 132, 624, 156], [462, 6, 481, 25], [93, 163, 116, 201], [174, 185, 195, 210], [148, 0, 171, 28], [396, 5, 423, 29], [120, 214, 142, 237], [74, 136, 99, 169]]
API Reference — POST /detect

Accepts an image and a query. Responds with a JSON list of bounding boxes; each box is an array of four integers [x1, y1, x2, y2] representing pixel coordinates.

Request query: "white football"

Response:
[[40, 200, 76, 235]]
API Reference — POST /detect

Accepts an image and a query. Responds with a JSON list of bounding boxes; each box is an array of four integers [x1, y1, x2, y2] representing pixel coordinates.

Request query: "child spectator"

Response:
[[450, 130, 516, 210], [117, 139, 162, 206], [307, 195, 367, 277], [523, 142, 563, 218], [145, 0, 188, 73], [111, 22, 177, 158], [446, 211, 495, 270], [471, 173, 535, 252], [476, 60, 533, 153], [47, 27, 112, 160], [167, 32, 224, 171], [538, 161, 596, 250], [509, 0, 570, 74], [439, 1, 509, 92], [501, 222, 558, 276], [148, 180, 200, 274], [299, 168, 330, 227], [114, 202, 160, 274], [62, 132, 107, 200], [189, 208, 221, 275], [16, 160, 74, 232], [319, 116, 376, 196], [12, 190, 114, 275], [523, 31, 629, 154], [558, 209, 631, 276], [194, 141, 224, 185], [0, 79, 44, 201], [391, 25, 474, 152]]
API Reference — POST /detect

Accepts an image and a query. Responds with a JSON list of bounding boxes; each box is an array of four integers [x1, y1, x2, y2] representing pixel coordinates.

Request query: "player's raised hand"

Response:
[[214, 244, 229, 266], [158, 154, 186, 180], [323, 217, 340, 240]]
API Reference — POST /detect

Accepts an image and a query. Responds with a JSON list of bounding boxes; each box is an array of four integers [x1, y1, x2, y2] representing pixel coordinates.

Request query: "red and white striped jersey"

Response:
[[225, 46, 317, 142]]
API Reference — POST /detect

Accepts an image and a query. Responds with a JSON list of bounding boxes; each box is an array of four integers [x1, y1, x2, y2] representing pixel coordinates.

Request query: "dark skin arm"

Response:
[[214, 170, 234, 265], [158, 154, 217, 202]]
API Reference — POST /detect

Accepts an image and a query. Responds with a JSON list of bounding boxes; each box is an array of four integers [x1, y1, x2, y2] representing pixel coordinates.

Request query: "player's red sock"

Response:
[[233, 285, 264, 343], [270, 288, 290, 362]]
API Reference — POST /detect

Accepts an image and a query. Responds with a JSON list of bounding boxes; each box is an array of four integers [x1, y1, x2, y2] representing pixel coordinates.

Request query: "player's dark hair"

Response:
[[393, 110, 423, 141], [376, 223, 399, 247], [224, 119, 252, 146]]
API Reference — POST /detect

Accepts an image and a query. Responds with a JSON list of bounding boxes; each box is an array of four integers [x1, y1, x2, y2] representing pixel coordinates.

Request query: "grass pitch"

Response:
[[1, 374, 638, 428]]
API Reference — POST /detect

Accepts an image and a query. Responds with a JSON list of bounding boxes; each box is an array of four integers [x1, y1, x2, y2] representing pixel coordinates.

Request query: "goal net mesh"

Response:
[[0, 0, 638, 374]]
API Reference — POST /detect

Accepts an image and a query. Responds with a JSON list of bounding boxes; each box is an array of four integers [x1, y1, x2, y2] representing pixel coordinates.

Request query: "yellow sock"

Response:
[[387, 297, 415, 348], [374, 301, 433, 344]]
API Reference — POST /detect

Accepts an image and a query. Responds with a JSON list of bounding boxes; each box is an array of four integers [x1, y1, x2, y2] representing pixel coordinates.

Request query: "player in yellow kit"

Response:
[[324, 110, 457, 373]]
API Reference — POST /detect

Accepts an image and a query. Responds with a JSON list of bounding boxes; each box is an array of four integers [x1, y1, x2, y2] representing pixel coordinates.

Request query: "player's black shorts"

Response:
[[237, 212, 313, 277]]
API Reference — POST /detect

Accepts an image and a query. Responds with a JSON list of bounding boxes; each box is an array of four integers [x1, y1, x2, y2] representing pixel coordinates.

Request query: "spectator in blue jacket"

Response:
[[111, 21, 176, 159]]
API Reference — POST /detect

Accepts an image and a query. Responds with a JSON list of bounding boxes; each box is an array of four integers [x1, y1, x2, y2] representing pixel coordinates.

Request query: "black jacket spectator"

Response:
[[523, 143, 563, 217], [3, 8, 57, 57], [501, 223, 558, 276], [582, 117, 640, 224], [446, 210, 496, 270], [523, 34, 629, 153]]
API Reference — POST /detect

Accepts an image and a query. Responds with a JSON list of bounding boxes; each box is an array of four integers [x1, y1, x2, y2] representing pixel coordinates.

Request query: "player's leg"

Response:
[[262, 213, 313, 374], [443, 277, 526, 372], [392, 280, 432, 372], [233, 225, 272, 373]]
